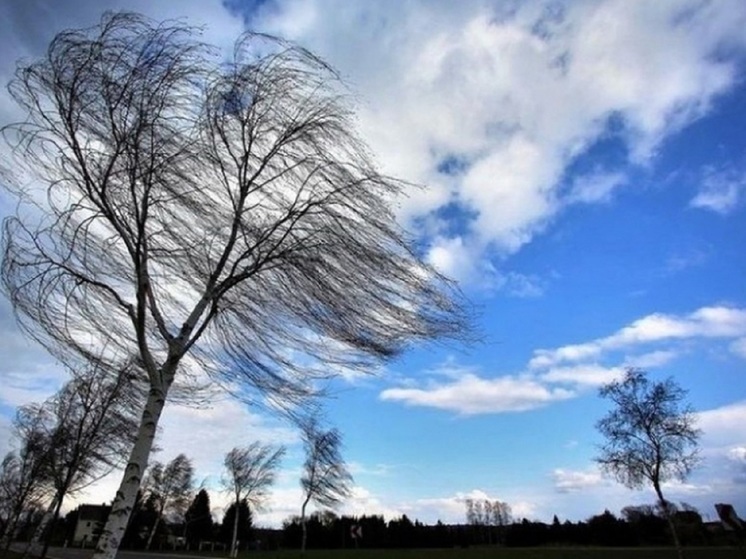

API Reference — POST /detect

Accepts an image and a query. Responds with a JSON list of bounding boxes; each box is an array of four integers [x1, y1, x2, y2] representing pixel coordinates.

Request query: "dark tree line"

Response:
[[279, 506, 721, 550]]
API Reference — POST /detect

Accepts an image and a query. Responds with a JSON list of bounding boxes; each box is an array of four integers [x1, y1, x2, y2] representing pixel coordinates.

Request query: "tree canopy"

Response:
[[1, 12, 469, 559], [596, 368, 700, 559]]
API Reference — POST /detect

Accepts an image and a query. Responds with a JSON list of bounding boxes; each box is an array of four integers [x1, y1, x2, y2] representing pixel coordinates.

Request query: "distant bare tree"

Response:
[[299, 420, 352, 553], [465, 498, 511, 545], [223, 444, 284, 557], [488, 500, 511, 545], [26, 363, 142, 559], [1, 12, 468, 559], [0, 409, 52, 550], [596, 368, 700, 559], [144, 454, 194, 550]]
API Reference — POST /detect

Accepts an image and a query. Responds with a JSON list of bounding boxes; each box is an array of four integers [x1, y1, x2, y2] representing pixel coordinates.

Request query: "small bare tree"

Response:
[[143, 453, 194, 550], [1, 12, 468, 559], [596, 368, 700, 559], [489, 500, 511, 545], [223, 444, 284, 558], [27, 363, 141, 559], [0, 409, 52, 550], [299, 420, 352, 553], [465, 498, 510, 545]]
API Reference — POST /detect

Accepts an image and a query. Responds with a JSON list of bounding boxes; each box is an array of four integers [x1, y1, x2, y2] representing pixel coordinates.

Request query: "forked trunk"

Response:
[[92, 384, 169, 559]]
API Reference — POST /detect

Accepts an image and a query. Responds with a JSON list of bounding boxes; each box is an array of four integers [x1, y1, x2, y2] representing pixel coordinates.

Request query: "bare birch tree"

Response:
[[223, 444, 284, 557], [143, 453, 194, 550], [596, 368, 700, 559], [1, 12, 469, 559], [299, 420, 352, 554], [27, 363, 141, 559], [0, 409, 52, 550]]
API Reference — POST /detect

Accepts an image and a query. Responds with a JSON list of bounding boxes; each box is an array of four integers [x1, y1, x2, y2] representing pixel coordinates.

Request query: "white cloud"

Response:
[[382, 304, 745, 416], [496, 272, 547, 298], [552, 468, 606, 493], [241, 0, 746, 285], [568, 171, 627, 204], [63, 395, 302, 523], [348, 462, 392, 477], [426, 236, 547, 295], [727, 447, 746, 463], [380, 373, 574, 415], [427, 236, 479, 284], [541, 364, 623, 387], [691, 166, 746, 214], [155, 398, 299, 484], [2, 0, 745, 290], [532, 305, 746, 369], [623, 350, 680, 369], [698, 400, 746, 449]]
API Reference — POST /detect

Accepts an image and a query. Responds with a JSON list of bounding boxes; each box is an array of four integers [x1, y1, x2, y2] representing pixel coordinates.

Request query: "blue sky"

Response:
[[1, 0, 746, 528]]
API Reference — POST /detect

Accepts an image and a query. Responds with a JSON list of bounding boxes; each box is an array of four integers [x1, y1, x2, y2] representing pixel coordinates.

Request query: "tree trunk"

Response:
[[145, 508, 162, 551], [25, 496, 57, 558], [92, 383, 169, 559], [230, 497, 239, 559], [2, 503, 25, 552], [300, 497, 310, 555], [654, 481, 683, 559], [39, 495, 65, 559], [26, 492, 64, 559]]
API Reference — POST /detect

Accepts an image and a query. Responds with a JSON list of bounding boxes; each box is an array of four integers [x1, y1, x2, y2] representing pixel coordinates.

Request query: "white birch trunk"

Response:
[[92, 383, 169, 559], [27, 496, 58, 556]]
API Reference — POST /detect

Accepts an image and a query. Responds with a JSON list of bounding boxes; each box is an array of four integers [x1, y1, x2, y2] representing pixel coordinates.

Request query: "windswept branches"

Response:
[[299, 418, 352, 553], [596, 368, 700, 559], [2, 12, 469, 559], [0, 408, 53, 550], [143, 453, 194, 550], [596, 369, 700, 490], [223, 443, 284, 558]]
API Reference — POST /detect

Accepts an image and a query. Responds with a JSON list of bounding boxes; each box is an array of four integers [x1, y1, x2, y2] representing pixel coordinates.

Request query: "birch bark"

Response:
[[93, 382, 169, 559]]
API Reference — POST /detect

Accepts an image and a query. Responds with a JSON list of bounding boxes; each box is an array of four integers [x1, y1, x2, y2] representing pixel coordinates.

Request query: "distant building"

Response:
[[71, 504, 110, 547]]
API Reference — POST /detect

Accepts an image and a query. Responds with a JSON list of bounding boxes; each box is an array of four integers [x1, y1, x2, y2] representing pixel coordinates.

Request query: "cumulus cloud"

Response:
[[381, 305, 744, 416], [541, 364, 623, 387], [249, 0, 746, 282], [698, 400, 746, 449], [623, 350, 680, 369], [531, 305, 746, 369], [380, 373, 574, 415], [552, 469, 606, 493]]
